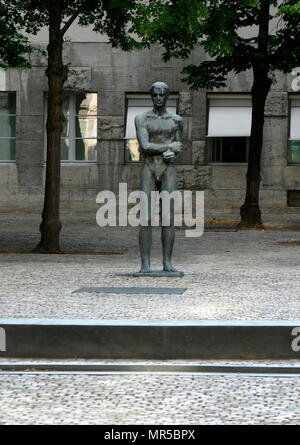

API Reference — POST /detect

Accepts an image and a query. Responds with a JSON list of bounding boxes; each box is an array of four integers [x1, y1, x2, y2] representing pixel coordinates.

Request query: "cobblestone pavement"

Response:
[[1, 214, 300, 425], [0, 373, 300, 424], [0, 214, 300, 320]]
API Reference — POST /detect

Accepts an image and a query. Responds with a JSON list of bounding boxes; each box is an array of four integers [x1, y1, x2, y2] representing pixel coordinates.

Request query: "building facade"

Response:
[[0, 32, 299, 221]]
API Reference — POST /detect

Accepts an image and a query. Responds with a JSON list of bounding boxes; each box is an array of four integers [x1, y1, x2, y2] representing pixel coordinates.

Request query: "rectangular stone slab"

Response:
[[132, 271, 184, 277], [72, 287, 187, 294], [1, 319, 300, 360]]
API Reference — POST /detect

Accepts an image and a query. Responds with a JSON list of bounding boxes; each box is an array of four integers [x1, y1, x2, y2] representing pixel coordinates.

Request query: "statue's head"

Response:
[[150, 82, 169, 108]]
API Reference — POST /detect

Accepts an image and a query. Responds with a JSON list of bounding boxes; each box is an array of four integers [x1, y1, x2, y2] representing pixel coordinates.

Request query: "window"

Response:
[[0, 92, 16, 161], [287, 190, 300, 207], [125, 94, 178, 162], [288, 97, 300, 163], [207, 94, 252, 163], [208, 137, 249, 163], [45, 92, 98, 161]]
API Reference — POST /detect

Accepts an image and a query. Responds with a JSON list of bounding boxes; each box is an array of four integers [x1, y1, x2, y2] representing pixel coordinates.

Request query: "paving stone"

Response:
[[0, 374, 300, 424], [0, 214, 300, 424], [0, 214, 300, 320]]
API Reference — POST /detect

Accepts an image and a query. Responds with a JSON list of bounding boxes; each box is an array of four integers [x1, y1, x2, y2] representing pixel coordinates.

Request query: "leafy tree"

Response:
[[133, 0, 300, 228], [0, 2, 32, 68], [10, 0, 143, 252]]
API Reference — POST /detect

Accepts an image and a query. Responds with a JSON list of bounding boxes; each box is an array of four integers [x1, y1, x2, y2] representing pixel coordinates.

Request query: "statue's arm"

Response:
[[135, 115, 172, 155], [170, 117, 183, 154], [162, 117, 183, 161]]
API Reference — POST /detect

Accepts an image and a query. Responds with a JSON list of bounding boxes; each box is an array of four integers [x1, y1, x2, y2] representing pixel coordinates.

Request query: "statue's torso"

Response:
[[146, 113, 179, 144], [143, 112, 181, 174]]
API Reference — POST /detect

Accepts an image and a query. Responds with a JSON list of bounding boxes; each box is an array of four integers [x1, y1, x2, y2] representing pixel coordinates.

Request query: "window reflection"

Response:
[[76, 93, 97, 115], [61, 138, 69, 161], [126, 139, 141, 161], [76, 116, 97, 139], [289, 98, 300, 164], [290, 140, 300, 163], [60, 93, 98, 161], [0, 92, 16, 161], [208, 137, 249, 163], [0, 92, 16, 115], [76, 138, 97, 161]]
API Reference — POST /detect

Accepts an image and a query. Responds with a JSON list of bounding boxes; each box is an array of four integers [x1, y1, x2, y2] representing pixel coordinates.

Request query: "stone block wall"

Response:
[[0, 40, 299, 222]]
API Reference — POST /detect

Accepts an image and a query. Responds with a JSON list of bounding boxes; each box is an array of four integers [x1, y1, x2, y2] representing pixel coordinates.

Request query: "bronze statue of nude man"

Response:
[[133, 82, 184, 277]]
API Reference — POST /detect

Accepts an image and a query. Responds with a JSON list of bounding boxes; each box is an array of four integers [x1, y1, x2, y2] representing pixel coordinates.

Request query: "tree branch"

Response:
[[60, 0, 90, 36], [44, 0, 53, 13]]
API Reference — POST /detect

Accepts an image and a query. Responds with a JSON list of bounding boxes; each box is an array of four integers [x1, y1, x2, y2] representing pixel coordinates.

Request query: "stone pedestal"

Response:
[[133, 270, 184, 278]]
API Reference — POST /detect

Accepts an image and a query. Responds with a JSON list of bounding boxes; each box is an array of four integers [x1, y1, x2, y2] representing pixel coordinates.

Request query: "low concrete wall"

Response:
[[0, 319, 300, 359]]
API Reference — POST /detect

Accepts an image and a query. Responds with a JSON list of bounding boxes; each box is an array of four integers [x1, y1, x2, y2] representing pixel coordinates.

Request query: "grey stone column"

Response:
[[96, 91, 126, 192], [12, 68, 46, 190]]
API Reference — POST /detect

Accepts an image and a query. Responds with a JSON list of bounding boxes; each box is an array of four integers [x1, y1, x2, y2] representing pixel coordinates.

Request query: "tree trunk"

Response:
[[238, 0, 271, 229], [33, 4, 68, 253], [239, 70, 272, 229]]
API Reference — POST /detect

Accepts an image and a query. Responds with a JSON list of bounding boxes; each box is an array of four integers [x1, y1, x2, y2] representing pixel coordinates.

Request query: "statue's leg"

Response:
[[139, 165, 156, 272], [161, 166, 177, 272]]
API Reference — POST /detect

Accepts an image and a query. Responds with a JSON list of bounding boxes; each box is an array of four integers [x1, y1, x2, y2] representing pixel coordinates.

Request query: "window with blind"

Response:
[[207, 94, 252, 163], [289, 96, 300, 164]]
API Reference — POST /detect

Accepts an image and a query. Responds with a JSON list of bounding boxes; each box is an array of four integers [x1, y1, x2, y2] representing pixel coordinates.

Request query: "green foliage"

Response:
[[132, 0, 300, 89], [279, 0, 300, 14], [0, 0, 147, 68], [6, 0, 144, 49], [0, 2, 32, 68], [133, 0, 208, 59], [78, 0, 145, 51]]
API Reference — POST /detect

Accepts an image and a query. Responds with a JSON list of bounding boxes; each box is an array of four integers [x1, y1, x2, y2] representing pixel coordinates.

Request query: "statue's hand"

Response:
[[171, 141, 183, 154], [163, 150, 176, 162]]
